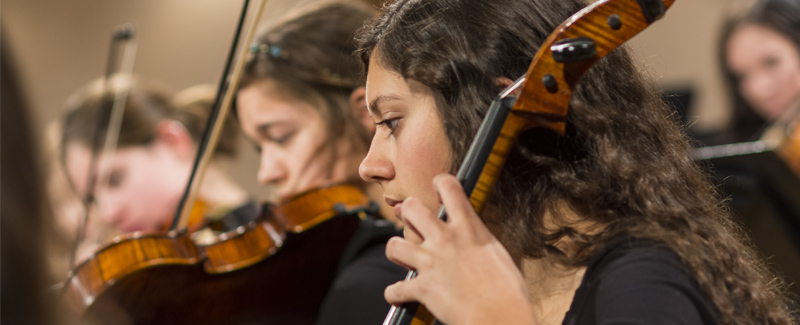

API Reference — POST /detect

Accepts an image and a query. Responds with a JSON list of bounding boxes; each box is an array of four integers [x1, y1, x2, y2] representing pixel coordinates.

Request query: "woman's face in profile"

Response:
[[64, 140, 190, 233], [727, 24, 800, 121], [237, 80, 353, 201], [359, 52, 453, 243]]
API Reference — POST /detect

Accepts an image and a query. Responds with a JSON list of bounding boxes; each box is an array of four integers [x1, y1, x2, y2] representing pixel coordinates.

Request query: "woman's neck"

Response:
[[516, 204, 599, 324], [521, 258, 586, 325]]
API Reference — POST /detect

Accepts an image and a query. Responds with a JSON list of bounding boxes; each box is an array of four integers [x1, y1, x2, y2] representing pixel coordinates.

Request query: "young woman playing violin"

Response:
[[720, 0, 800, 143], [355, 0, 794, 324], [60, 77, 255, 237], [235, 2, 406, 324], [717, 0, 800, 175]]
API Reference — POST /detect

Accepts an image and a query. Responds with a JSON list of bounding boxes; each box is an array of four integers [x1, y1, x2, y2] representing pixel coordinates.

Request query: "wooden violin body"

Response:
[[64, 185, 371, 325], [777, 124, 800, 175]]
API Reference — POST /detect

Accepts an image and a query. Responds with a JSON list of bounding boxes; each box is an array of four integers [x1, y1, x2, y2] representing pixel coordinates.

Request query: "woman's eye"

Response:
[[272, 132, 294, 145], [762, 56, 780, 69], [376, 118, 400, 135], [107, 170, 124, 188]]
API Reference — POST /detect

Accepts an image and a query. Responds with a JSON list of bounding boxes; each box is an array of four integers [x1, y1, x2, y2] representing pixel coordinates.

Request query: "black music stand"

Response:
[[697, 142, 800, 223], [696, 142, 800, 300]]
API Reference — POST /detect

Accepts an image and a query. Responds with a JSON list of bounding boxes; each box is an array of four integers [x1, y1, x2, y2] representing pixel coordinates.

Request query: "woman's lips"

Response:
[[384, 197, 403, 221]]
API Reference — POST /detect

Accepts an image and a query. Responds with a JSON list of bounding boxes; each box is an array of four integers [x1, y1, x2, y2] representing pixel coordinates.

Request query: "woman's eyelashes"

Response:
[[763, 56, 780, 69], [375, 118, 400, 135], [249, 131, 293, 154], [271, 131, 294, 146]]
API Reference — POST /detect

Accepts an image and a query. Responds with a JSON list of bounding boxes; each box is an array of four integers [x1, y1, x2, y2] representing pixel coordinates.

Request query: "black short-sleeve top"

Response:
[[563, 237, 720, 325]]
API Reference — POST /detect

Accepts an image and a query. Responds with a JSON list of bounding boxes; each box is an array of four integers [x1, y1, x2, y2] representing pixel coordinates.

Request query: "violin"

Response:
[[64, 184, 373, 324], [63, 1, 384, 323], [694, 108, 800, 175], [381, 0, 676, 324], [760, 116, 800, 175]]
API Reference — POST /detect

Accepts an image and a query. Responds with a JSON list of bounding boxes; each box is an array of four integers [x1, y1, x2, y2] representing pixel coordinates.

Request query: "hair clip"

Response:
[[249, 43, 289, 59]]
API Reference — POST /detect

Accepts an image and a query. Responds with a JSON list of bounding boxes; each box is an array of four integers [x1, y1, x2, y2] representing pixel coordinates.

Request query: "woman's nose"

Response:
[[97, 197, 124, 226], [747, 72, 777, 101], [257, 145, 287, 185], [359, 138, 394, 183]]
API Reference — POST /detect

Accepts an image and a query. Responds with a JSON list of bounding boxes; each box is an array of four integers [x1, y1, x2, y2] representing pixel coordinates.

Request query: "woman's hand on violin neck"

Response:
[[384, 174, 537, 325]]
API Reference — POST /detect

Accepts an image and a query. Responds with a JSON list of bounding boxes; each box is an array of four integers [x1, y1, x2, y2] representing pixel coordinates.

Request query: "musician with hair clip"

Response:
[[235, 1, 407, 324]]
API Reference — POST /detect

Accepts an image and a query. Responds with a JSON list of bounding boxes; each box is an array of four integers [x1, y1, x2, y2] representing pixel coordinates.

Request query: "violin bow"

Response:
[[383, 0, 676, 324], [171, 0, 269, 231], [69, 24, 137, 271], [97, 24, 138, 189]]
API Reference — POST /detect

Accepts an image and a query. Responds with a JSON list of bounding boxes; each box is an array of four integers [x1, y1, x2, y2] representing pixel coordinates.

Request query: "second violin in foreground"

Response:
[[64, 184, 373, 324]]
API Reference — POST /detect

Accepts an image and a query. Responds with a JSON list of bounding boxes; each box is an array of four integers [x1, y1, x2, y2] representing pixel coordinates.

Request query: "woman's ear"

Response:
[[350, 87, 375, 133], [154, 120, 194, 160]]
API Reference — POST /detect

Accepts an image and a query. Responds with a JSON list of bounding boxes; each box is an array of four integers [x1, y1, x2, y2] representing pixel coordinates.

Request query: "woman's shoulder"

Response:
[[564, 236, 720, 325]]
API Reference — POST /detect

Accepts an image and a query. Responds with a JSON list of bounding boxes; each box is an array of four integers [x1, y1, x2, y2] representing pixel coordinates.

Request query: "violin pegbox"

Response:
[[512, 0, 674, 134], [551, 37, 597, 63]]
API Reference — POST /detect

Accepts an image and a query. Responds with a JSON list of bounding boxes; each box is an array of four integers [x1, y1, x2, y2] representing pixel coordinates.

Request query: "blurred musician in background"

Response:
[[57, 76, 257, 252], [719, 0, 800, 143], [694, 0, 800, 303]]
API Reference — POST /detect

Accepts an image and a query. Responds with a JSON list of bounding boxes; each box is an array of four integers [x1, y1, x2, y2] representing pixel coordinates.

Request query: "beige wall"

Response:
[[3, 0, 333, 201], [629, 0, 739, 132], [3, 0, 738, 200]]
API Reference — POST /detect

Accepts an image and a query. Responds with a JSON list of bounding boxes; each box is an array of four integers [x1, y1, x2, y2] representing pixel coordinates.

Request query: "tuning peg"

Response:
[[637, 0, 666, 23]]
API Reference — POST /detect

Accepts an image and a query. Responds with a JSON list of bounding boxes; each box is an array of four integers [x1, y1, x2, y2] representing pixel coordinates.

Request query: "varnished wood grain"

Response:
[[63, 184, 373, 323]]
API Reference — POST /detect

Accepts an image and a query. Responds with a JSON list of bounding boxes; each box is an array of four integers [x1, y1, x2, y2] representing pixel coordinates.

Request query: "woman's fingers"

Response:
[[383, 278, 426, 305], [385, 236, 431, 271], [383, 281, 415, 305], [401, 197, 446, 242], [432, 174, 484, 230]]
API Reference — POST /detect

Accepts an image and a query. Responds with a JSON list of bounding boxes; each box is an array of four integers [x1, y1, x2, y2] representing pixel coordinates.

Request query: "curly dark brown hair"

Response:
[[356, 0, 794, 323]]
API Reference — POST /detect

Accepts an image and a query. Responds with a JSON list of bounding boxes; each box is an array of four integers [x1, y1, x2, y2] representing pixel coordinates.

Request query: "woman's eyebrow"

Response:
[[368, 94, 401, 117]]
